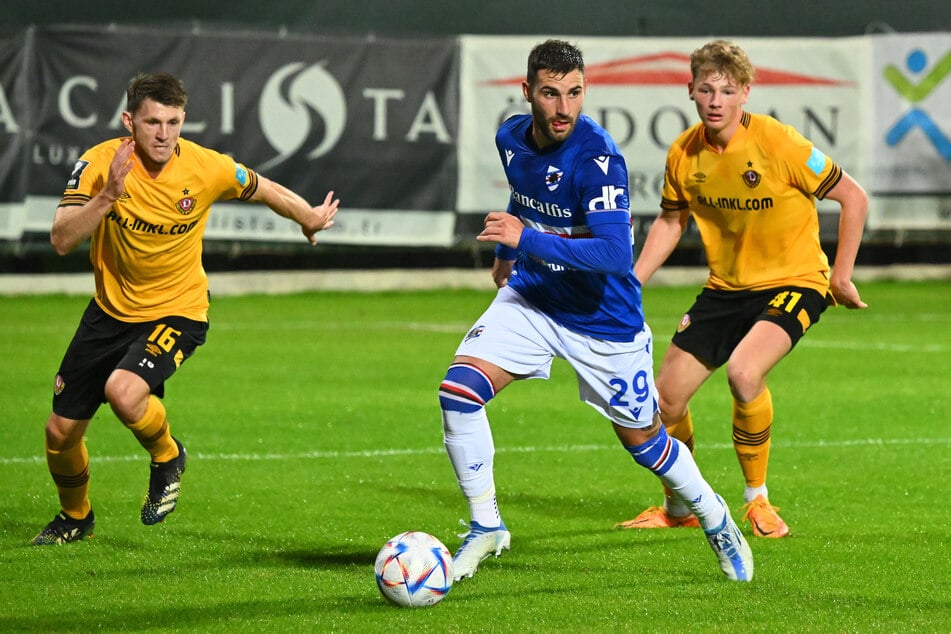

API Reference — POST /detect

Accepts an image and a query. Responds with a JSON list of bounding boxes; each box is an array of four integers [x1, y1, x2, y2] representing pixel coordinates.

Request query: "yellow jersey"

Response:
[[661, 111, 842, 294], [59, 137, 258, 322]]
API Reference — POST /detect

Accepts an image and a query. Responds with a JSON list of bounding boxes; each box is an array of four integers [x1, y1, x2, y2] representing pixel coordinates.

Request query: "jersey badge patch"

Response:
[[65, 160, 90, 190], [594, 155, 611, 175], [505, 149, 515, 166], [176, 196, 196, 215], [464, 325, 485, 342], [742, 169, 761, 189], [677, 313, 691, 333], [806, 146, 827, 176], [546, 165, 563, 191], [54, 374, 66, 396], [235, 165, 249, 186]]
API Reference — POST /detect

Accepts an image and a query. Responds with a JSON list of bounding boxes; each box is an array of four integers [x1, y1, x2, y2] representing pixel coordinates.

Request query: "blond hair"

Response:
[[690, 40, 755, 86]]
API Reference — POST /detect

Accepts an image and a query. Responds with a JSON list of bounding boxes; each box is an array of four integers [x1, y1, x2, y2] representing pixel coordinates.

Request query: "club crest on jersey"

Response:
[[464, 325, 485, 342], [175, 196, 197, 215], [677, 313, 692, 333], [54, 374, 65, 396], [742, 169, 761, 189], [545, 165, 563, 191]]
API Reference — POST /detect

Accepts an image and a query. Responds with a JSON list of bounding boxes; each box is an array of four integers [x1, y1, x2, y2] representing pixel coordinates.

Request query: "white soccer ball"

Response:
[[374, 531, 454, 607]]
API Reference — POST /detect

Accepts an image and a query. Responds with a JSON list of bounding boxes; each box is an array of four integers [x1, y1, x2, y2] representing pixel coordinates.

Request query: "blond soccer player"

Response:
[[620, 40, 868, 538]]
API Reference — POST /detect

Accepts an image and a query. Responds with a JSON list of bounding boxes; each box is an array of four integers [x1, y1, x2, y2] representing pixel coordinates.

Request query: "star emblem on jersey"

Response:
[[175, 196, 197, 215], [546, 165, 563, 191]]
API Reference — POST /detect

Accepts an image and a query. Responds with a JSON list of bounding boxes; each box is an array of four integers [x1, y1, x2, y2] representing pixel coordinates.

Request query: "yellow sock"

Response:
[[47, 439, 91, 519], [666, 409, 695, 453], [732, 387, 773, 488], [125, 395, 178, 463]]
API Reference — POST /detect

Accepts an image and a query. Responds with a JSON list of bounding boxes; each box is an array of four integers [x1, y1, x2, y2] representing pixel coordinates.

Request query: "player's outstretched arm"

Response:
[[252, 177, 339, 245], [633, 209, 688, 285], [826, 171, 869, 309]]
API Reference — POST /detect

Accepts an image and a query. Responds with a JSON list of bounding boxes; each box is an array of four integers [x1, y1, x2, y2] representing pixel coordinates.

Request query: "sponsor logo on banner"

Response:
[[871, 34, 951, 198], [257, 62, 348, 170], [882, 47, 951, 160]]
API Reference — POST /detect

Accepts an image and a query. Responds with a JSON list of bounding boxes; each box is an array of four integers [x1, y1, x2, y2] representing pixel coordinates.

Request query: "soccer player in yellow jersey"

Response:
[[32, 72, 339, 545], [619, 41, 868, 538]]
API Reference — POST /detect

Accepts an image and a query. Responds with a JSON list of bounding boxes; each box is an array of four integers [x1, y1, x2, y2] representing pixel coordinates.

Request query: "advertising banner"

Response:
[[0, 32, 26, 190], [17, 26, 459, 245], [870, 33, 951, 228], [0, 29, 28, 240], [458, 35, 868, 224], [1, 28, 949, 248]]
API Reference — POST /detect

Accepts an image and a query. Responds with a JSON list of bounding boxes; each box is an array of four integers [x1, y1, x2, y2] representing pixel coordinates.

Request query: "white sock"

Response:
[[744, 484, 769, 504], [664, 492, 692, 518], [442, 407, 500, 527], [656, 439, 726, 531]]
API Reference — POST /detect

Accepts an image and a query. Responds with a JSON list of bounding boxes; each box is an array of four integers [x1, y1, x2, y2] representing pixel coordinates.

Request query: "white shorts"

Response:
[[454, 285, 658, 429]]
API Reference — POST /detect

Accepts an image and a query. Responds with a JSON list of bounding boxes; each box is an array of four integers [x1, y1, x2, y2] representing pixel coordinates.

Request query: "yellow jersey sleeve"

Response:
[[60, 138, 259, 322], [661, 112, 841, 294]]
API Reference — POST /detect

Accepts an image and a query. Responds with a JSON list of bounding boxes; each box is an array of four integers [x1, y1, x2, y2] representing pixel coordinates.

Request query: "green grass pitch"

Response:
[[0, 280, 948, 632]]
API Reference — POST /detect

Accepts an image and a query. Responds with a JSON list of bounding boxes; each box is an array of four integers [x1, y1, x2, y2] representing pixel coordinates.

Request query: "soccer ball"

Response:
[[374, 531, 454, 607]]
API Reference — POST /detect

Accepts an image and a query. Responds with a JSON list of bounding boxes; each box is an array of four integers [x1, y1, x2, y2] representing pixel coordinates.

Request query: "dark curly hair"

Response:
[[526, 39, 585, 85]]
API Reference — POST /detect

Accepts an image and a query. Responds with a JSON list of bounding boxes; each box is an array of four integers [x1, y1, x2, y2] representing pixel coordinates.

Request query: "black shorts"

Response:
[[670, 286, 828, 368], [52, 299, 208, 420]]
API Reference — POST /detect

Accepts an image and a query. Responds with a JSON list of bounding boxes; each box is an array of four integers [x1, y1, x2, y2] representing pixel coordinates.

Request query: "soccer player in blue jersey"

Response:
[[438, 39, 753, 582]]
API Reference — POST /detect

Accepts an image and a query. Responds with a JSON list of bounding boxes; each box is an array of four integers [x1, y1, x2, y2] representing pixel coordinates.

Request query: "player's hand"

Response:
[[491, 258, 514, 288], [103, 138, 135, 202], [301, 190, 339, 245], [830, 278, 867, 309], [478, 211, 523, 249]]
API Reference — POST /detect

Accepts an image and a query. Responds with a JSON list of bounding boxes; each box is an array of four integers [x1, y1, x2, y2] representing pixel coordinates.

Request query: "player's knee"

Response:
[[104, 371, 150, 424], [44, 414, 84, 450], [726, 366, 765, 403], [438, 363, 496, 415], [657, 397, 687, 424], [655, 381, 688, 421]]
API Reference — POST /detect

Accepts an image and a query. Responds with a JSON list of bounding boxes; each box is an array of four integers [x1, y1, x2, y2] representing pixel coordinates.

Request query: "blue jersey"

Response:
[[495, 114, 644, 342]]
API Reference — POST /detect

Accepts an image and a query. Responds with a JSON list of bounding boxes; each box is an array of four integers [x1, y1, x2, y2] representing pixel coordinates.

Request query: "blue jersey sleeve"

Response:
[[516, 210, 633, 276], [495, 243, 518, 260]]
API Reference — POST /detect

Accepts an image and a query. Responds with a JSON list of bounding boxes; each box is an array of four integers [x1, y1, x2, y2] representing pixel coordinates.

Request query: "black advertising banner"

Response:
[[19, 26, 458, 245], [0, 28, 27, 205]]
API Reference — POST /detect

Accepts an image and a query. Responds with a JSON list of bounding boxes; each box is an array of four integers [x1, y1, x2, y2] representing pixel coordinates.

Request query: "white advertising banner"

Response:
[[458, 36, 869, 219]]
